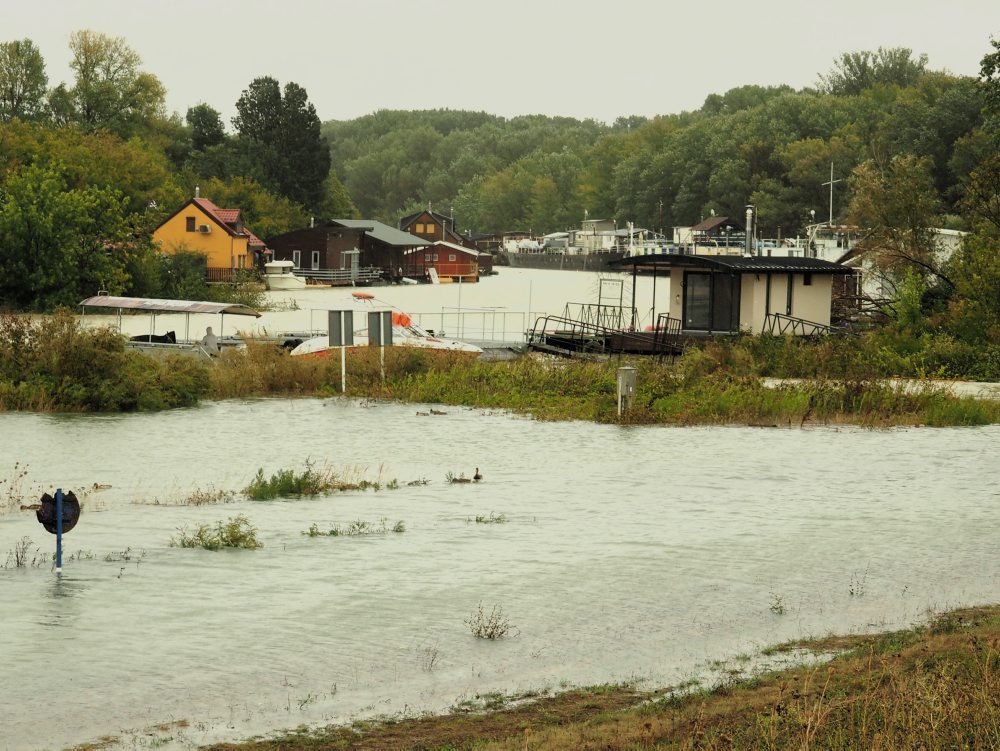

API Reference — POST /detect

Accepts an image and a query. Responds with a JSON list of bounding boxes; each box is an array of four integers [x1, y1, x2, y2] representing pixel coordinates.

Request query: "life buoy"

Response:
[[391, 311, 412, 327]]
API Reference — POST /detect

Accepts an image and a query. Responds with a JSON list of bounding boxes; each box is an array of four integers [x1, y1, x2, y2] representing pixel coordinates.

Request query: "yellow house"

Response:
[[152, 195, 267, 281]]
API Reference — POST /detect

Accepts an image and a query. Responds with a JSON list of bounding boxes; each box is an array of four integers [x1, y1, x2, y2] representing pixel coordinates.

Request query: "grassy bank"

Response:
[[200, 605, 1000, 751], [2, 315, 999, 426]]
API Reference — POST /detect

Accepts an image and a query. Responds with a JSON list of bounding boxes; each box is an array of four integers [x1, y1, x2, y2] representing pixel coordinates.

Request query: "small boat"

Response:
[[290, 293, 482, 358], [79, 295, 261, 359], [263, 260, 307, 290]]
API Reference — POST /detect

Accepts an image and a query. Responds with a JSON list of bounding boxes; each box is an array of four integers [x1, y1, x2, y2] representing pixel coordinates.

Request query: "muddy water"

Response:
[[1, 399, 998, 750]]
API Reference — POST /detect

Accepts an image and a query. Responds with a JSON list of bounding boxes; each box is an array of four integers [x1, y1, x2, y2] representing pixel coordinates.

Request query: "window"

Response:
[[683, 273, 712, 330], [449, 254, 456, 262], [186, 217, 195, 232], [292, 250, 301, 268], [311, 251, 320, 270], [415, 223, 425, 233], [803, 272, 813, 286], [237, 255, 246, 268]]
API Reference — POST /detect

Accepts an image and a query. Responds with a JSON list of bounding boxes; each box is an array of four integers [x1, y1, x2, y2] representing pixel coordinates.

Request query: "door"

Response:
[[683, 272, 711, 330]]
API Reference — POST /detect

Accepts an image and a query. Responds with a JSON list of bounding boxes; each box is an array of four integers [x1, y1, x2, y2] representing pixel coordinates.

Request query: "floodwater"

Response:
[[2, 269, 999, 749], [1, 398, 999, 750]]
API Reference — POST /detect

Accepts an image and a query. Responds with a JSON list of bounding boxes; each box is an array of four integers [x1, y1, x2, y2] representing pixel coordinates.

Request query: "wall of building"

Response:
[[153, 207, 249, 270]]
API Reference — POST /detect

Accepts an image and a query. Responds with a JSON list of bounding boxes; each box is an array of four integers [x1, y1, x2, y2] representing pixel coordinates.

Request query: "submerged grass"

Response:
[[243, 462, 391, 501], [169, 514, 262, 551], [303, 518, 405, 537], [204, 605, 1000, 750]]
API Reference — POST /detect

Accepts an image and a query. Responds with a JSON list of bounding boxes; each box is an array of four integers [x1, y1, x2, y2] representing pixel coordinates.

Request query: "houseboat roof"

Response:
[[328, 219, 428, 247], [612, 254, 855, 275], [79, 296, 262, 317]]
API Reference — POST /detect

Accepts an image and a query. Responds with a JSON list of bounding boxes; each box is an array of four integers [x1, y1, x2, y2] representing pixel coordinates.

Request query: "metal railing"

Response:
[[652, 314, 683, 360], [410, 308, 531, 343], [763, 313, 840, 336], [298, 266, 383, 285], [526, 315, 678, 358]]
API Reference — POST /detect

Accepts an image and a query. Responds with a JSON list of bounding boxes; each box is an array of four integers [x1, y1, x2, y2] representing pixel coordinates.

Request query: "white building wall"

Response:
[[792, 275, 834, 327]]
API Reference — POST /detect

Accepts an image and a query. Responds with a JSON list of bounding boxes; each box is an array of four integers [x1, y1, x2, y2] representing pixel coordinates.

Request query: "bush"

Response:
[[170, 515, 262, 550]]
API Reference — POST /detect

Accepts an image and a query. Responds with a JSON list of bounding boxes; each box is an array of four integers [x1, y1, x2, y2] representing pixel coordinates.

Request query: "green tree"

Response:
[[959, 153, 1000, 232], [186, 103, 226, 151], [944, 232, 1000, 341], [980, 36, 1000, 136], [60, 30, 166, 136], [0, 39, 47, 121], [232, 77, 331, 211], [847, 155, 951, 287], [818, 47, 928, 96], [0, 163, 131, 310]]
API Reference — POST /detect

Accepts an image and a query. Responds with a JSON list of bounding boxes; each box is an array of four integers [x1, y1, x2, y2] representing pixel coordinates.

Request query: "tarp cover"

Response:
[[79, 296, 261, 317]]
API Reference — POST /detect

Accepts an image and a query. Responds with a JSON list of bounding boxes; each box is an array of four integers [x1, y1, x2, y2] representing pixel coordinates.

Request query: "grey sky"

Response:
[[5, 0, 999, 126]]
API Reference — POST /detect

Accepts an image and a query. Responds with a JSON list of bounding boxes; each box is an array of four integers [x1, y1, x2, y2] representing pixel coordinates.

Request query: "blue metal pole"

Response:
[[55, 487, 63, 574]]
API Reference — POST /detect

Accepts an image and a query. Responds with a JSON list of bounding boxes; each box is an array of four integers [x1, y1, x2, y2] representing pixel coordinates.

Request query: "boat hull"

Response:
[[264, 275, 307, 291], [506, 251, 626, 272]]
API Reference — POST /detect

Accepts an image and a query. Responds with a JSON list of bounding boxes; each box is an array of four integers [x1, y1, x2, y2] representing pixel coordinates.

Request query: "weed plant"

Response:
[[2, 536, 44, 568], [170, 514, 262, 550], [0, 461, 29, 512], [472, 512, 508, 524], [303, 518, 405, 537], [466, 602, 517, 640]]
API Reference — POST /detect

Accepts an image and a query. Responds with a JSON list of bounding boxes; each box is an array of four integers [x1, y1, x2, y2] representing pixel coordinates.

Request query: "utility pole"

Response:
[[821, 162, 842, 227]]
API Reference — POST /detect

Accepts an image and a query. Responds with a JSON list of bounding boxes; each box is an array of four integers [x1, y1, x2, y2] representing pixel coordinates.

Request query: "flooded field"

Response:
[[2, 399, 999, 750]]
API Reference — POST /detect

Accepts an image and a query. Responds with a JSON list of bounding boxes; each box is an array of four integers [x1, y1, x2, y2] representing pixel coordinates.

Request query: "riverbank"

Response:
[[194, 604, 1000, 750], [4, 311, 1000, 426]]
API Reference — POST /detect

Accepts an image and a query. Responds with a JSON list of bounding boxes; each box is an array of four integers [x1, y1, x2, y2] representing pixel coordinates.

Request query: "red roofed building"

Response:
[[152, 192, 269, 281]]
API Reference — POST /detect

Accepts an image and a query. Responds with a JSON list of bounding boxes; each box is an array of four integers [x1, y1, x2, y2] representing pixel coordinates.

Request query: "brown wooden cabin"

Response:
[[403, 240, 487, 282], [266, 220, 427, 282]]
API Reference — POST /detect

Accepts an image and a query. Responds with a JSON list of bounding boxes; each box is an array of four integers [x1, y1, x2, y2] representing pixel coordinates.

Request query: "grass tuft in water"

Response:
[[170, 514, 262, 550], [471, 512, 508, 524], [466, 602, 517, 640], [244, 461, 393, 500], [304, 518, 405, 537]]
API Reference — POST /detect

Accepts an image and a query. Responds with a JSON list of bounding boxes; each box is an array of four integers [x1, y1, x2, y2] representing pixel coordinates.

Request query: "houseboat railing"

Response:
[[526, 315, 677, 358], [652, 314, 683, 361], [763, 313, 839, 336], [409, 308, 532, 343], [561, 302, 633, 331], [298, 267, 383, 285]]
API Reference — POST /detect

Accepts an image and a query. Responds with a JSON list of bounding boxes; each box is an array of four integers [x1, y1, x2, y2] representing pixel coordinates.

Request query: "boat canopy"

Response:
[[79, 296, 261, 317]]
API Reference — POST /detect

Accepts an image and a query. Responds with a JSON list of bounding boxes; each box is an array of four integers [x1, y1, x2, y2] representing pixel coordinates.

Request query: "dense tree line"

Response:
[[323, 50, 984, 239]]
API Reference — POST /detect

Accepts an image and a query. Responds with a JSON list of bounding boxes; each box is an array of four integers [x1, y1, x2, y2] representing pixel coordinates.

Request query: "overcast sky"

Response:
[[4, 0, 999, 127]]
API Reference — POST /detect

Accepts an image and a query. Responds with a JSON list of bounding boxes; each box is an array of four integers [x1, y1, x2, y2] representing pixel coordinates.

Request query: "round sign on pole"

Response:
[[36, 491, 81, 534]]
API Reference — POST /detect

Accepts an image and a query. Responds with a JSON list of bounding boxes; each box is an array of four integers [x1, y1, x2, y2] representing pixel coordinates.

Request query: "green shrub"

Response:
[[170, 515, 262, 550]]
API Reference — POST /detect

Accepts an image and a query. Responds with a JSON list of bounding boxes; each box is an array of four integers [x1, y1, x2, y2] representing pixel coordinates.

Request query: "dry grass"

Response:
[[202, 605, 1000, 751]]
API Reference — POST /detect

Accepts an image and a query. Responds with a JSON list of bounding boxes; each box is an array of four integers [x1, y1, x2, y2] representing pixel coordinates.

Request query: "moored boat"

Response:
[[263, 260, 308, 290], [290, 292, 482, 358]]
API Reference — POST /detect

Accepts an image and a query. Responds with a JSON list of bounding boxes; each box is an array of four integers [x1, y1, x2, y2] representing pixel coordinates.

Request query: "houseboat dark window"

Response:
[[186, 216, 195, 232], [683, 272, 712, 330], [803, 272, 813, 286], [311, 251, 320, 270]]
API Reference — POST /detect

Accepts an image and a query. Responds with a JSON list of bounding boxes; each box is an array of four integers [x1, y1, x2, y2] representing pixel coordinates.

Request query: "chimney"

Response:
[[195, 185, 200, 199], [744, 205, 754, 256]]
